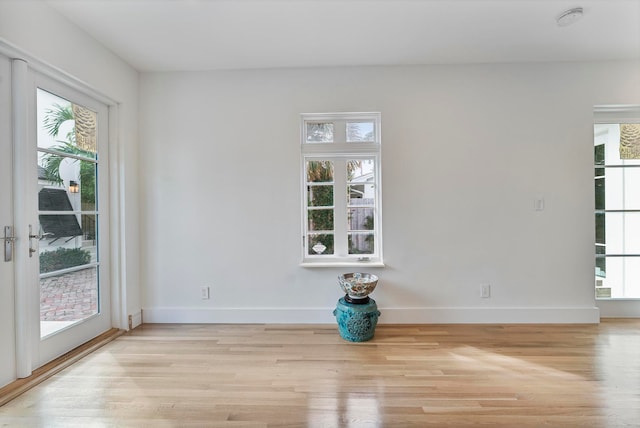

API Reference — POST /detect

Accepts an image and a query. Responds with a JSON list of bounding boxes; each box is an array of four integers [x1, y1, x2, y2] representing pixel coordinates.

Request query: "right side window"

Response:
[[594, 119, 640, 298], [302, 113, 382, 266]]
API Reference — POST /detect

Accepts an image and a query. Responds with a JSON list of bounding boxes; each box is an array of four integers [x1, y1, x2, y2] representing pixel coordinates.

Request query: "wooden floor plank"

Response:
[[1, 320, 639, 427]]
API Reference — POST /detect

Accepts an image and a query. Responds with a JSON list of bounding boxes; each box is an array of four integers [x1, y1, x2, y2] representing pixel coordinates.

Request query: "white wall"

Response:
[[139, 61, 640, 324], [0, 1, 140, 387], [0, 0, 140, 322]]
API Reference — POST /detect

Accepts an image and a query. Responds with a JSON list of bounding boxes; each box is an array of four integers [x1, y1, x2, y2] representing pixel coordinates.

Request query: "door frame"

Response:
[[2, 40, 126, 378], [0, 51, 17, 388]]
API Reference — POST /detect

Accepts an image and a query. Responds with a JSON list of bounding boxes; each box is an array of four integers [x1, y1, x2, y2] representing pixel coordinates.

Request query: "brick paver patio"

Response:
[[40, 268, 98, 322]]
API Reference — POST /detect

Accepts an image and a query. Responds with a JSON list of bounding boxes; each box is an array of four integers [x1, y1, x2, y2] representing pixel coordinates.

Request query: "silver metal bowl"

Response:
[[338, 272, 379, 300]]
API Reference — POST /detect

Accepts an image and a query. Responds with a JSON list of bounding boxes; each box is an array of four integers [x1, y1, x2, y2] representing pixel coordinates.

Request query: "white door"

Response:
[[8, 63, 113, 370], [1, 49, 115, 382], [0, 53, 17, 385]]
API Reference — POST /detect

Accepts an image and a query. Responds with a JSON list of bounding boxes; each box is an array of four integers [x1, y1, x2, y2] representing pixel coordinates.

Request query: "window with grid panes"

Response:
[[594, 107, 640, 298], [301, 113, 383, 266]]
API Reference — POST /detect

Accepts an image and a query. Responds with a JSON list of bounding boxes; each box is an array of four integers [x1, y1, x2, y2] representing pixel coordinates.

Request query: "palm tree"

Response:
[[40, 103, 96, 206]]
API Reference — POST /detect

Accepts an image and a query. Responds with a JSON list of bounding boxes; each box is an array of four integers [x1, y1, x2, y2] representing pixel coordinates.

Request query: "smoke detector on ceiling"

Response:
[[556, 7, 584, 27]]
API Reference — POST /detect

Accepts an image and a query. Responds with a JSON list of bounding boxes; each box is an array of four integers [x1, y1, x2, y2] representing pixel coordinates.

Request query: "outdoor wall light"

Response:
[[69, 180, 79, 193]]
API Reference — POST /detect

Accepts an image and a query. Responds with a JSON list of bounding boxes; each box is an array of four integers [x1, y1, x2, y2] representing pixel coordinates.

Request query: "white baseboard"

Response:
[[128, 310, 143, 330], [597, 299, 640, 318], [141, 306, 600, 324]]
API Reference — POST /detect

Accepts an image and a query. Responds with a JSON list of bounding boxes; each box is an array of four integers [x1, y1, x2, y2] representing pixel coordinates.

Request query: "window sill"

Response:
[[300, 261, 385, 268]]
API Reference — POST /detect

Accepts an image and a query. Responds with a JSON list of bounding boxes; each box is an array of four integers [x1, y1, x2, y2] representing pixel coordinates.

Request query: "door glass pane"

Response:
[[595, 124, 640, 166], [600, 168, 640, 210], [595, 246, 606, 278], [38, 89, 97, 155], [79, 160, 97, 211], [603, 212, 640, 254], [595, 177, 605, 210], [37, 89, 99, 338], [594, 144, 605, 165], [40, 267, 98, 337], [596, 257, 640, 298]]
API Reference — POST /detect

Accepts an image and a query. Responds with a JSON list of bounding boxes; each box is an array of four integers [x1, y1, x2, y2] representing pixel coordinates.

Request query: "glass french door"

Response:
[[31, 73, 111, 366]]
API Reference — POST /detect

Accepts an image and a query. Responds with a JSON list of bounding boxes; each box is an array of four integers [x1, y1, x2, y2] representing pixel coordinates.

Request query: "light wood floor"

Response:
[[1, 320, 639, 427]]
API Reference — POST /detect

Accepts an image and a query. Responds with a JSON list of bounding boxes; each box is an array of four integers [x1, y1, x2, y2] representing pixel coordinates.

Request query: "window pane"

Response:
[[348, 184, 375, 205], [308, 209, 334, 231], [348, 233, 374, 255], [348, 207, 374, 231], [595, 177, 605, 210], [595, 246, 606, 278], [39, 238, 91, 273], [37, 88, 97, 155], [619, 123, 640, 160], [597, 257, 640, 298], [306, 123, 333, 142], [40, 266, 98, 325], [79, 160, 97, 211], [306, 160, 333, 183], [72, 104, 97, 153], [347, 160, 375, 209], [307, 185, 333, 207], [594, 144, 605, 165], [39, 186, 77, 212], [595, 124, 640, 166], [603, 212, 640, 254], [308, 234, 334, 255], [600, 168, 640, 210], [595, 213, 605, 245], [81, 214, 97, 259], [347, 159, 374, 182], [347, 122, 375, 142]]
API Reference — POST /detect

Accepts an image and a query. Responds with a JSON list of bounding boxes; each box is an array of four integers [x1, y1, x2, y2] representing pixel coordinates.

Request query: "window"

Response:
[[301, 113, 383, 266], [594, 106, 640, 298]]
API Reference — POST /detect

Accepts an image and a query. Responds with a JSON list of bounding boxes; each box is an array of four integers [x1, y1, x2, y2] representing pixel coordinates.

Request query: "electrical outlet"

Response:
[[200, 286, 210, 300], [480, 284, 491, 298]]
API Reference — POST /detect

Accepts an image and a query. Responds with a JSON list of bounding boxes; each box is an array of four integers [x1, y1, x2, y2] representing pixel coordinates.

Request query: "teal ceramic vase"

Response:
[[333, 297, 380, 342]]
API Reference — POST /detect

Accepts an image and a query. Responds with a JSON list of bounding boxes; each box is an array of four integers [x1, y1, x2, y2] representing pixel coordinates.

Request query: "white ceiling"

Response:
[[46, 0, 640, 72]]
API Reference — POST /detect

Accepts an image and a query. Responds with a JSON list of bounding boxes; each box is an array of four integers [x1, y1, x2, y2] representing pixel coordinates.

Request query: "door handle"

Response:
[[3, 226, 16, 262], [28, 224, 42, 257]]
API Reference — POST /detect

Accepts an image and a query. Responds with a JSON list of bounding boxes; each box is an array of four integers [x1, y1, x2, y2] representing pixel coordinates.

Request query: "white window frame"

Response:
[[300, 112, 383, 267], [594, 105, 640, 299]]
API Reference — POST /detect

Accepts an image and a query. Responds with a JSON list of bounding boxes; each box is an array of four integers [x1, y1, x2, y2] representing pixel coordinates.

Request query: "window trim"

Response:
[[300, 112, 383, 267]]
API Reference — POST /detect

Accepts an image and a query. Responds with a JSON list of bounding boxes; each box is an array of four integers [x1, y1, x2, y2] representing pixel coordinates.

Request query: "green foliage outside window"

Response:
[[307, 161, 334, 254], [40, 247, 91, 273]]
